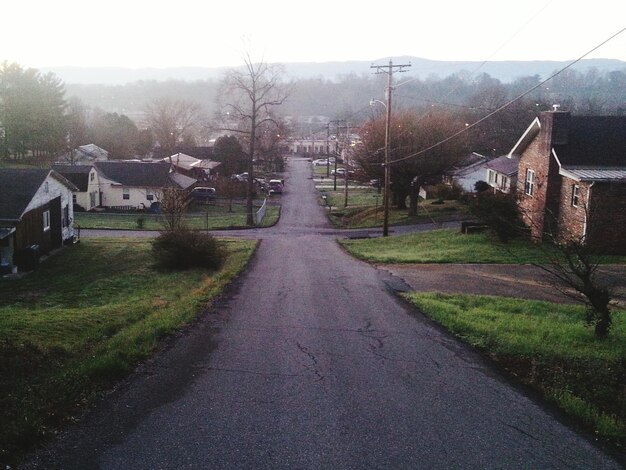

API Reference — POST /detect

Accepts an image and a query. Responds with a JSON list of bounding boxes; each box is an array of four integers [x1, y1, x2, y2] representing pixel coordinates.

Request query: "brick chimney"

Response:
[[539, 109, 570, 154]]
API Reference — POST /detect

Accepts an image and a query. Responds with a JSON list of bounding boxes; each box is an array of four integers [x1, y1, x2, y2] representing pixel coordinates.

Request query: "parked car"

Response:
[[331, 168, 355, 177], [312, 158, 335, 166], [191, 186, 216, 201], [268, 179, 284, 194]]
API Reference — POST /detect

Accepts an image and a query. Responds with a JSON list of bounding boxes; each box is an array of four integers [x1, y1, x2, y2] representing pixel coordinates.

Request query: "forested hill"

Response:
[[44, 57, 625, 85]]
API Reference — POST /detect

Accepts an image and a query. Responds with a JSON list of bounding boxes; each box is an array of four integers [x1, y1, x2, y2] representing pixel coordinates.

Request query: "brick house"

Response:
[[513, 110, 626, 253]]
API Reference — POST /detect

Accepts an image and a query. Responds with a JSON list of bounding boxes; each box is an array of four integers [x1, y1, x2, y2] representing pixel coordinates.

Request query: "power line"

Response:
[[384, 26, 626, 166]]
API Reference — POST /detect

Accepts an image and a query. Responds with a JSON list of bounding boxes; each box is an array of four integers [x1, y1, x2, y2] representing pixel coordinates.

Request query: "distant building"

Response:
[[485, 155, 519, 193], [58, 144, 109, 164]]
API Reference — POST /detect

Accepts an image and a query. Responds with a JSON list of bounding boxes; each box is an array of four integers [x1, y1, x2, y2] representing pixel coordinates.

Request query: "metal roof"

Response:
[[560, 166, 626, 182]]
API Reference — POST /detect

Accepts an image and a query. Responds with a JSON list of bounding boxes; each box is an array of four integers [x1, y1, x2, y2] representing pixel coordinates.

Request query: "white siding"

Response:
[[23, 173, 75, 241]]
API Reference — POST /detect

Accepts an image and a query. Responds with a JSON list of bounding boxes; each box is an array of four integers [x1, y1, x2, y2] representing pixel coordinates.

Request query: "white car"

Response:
[[312, 158, 335, 166]]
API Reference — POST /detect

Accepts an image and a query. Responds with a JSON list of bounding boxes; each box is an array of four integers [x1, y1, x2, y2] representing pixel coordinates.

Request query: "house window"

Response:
[[487, 170, 496, 185], [123, 188, 130, 200], [524, 169, 535, 196], [146, 189, 154, 201], [501, 176, 508, 191], [90, 172, 95, 182], [90, 191, 97, 208], [72, 194, 77, 204], [571, 184, 580, 207], [44, 181, 49, 193], [43, 210, 50, 231]]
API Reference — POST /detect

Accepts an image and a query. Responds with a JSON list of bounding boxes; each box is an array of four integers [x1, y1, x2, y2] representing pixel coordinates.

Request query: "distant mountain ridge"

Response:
[[41, 57, 626, 85]]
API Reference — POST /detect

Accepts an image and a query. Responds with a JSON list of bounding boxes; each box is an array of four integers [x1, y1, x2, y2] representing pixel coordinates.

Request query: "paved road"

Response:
[[24, 158, 622, 469]]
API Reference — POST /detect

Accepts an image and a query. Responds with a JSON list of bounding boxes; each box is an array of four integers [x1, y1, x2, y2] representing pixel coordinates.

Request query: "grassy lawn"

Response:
[[316, 186, 468, 229], [0, 237, 257, 464], [404, 292, 626, 447], [340, 228, 626, 264], [74, 205, 280, 230]]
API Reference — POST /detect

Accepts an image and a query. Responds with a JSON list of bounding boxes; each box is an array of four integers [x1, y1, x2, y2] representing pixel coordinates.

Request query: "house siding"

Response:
[[99, 175, 162, 209], [556, 177, 588, 242], [517, 114, 564, 239], [23, 174, 74, 244]]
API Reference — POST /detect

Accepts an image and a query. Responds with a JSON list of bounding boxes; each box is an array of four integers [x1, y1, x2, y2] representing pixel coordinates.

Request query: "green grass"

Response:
[[74, 206, 280, 230], [404, 292, 626, 445], [340, 228, 626, 264], [327, 199, 467, 229], [0, 237, 257, 464]]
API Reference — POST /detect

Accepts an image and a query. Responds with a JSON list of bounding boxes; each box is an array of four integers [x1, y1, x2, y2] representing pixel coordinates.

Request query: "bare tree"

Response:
[[218, 54, 289, 226], [159, 187, 189, 231], [146, 98, 202, 154]]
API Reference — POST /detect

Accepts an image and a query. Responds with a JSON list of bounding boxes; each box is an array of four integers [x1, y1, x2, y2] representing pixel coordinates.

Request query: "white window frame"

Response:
[[524, 169, 535, 196], [571, 184, 580, 207], [146, 189, 154, 201], [43, 210, 51, 231], [487, 169, 496, 185], [122, 188, 130, 200]]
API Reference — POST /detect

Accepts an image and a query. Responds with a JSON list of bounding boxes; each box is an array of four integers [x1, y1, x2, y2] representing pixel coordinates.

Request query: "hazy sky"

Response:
[[2, 0, 625, 68]]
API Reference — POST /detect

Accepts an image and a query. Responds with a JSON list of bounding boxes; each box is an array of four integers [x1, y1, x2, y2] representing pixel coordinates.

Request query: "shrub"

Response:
[[152, 230, 225, 270], [429, 183, 464, 200], [136, 216, 145, 229], [474, 180, 491, 193], [469, 191, 524, 242]]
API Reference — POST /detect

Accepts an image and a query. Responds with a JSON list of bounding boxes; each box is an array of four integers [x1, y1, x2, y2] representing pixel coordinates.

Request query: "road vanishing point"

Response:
[[24, 157, 622, 469]]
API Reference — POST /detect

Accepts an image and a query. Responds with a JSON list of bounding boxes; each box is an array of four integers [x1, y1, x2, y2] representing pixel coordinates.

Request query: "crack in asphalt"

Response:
[[295, 341, 325, 382]]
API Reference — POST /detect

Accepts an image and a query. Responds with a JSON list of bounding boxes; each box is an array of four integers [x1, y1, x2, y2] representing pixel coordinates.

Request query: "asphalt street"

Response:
[[23, 157, 622, 469]]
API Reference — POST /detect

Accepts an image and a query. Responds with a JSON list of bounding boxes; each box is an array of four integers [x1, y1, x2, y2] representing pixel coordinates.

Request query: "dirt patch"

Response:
[[382, 264, 626, 305]]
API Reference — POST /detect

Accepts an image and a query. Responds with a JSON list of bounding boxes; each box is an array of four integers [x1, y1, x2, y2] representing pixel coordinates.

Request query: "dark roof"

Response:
[[554, 116, 626, 167], [95, 161, 173, 187], [486, 155, 519, 176], [0, 169, 50, 221], [52, 164, 93, 191]]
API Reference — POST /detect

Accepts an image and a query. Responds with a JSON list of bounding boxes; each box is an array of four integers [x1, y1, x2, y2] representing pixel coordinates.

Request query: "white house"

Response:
[[52, 165, 102, 210], [94, 161, 196, 210], [0, 169, 77, 272], [485, 155, 520, 193]]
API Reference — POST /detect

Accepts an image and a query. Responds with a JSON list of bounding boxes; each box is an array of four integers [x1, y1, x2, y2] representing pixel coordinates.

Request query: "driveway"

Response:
[[23, 157, 623, 469], [382, 263, 626, 306]]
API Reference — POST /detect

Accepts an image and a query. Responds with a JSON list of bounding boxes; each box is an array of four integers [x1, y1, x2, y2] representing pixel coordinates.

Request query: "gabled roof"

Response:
[[160, 153, 201, 171], [508, 117, 540, 157], [0, 169, 77, 222], [77, 144, 109, 160], [486, 155, 519, 176], [169, 172, 197, 190], [152, 146, 214, 160], [554, 116, 626, 167], [95, 161, 173, 187], [52, 164, 93, 192]]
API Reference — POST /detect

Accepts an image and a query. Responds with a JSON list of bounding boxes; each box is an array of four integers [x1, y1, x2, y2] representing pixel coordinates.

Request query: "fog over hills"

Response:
[[42, 57, 626, 85]]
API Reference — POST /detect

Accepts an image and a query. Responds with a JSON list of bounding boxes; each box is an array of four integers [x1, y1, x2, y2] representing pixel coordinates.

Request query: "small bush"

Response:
[[136, 216, 145, 229], [152, 230, 225, 270], [429, 183, 464, 200], [469, 191, 524, 242]]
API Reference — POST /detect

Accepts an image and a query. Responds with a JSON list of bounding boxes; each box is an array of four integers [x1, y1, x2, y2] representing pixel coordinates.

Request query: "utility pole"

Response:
[[326, 123, 331, 178], [329, 119, 344, 191], [344, 122, 350, 208], [370, 60, 411, 236]]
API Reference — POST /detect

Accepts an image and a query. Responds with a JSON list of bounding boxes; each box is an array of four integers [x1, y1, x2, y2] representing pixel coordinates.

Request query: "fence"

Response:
[[254, 199, 268, 226]]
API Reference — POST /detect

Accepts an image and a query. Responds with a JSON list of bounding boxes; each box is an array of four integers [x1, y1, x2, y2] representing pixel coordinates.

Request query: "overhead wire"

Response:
[[383, 26, 626, 166]]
